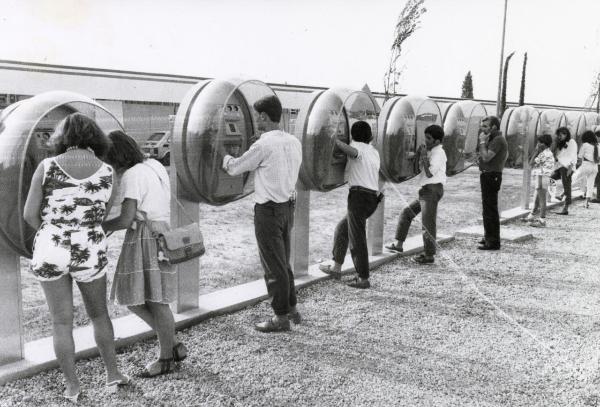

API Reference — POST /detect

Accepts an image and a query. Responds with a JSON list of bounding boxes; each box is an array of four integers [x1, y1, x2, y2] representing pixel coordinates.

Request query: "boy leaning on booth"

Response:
[[221, 95, 303, 333], [385, 124, 447, 264], [319, 121, 382, 289], [521, 134, 554, 227]]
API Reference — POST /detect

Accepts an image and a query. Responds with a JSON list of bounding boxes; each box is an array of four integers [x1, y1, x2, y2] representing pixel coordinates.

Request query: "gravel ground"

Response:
[[3, 196, 600, 406]]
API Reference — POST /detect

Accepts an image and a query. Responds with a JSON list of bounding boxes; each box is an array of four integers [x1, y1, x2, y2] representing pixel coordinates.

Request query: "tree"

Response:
[[461, 71, 474, 99], [499, 51, 515, 118], [383, 0, 427, 99], [518, 52, 527, 106]]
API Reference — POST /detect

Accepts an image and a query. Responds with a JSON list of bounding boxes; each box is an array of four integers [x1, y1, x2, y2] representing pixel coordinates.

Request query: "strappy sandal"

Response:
[[139, 358, 176, 378], [173, 342, 188, 362]]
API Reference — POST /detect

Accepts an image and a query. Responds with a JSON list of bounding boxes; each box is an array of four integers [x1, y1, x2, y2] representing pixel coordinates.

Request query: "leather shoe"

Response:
[[590, 199, 600, 203], [555, 210, 568, 215], [478, 244, 500, 251], [254, 317, 290, 333], [413, 254, 434, 264], [288, 310, 301, 325], [478, 239, 486, 245], [347, 277, 370, 289]]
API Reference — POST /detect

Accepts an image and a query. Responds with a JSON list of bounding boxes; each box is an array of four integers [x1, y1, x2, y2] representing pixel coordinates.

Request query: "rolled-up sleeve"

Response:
[[222, 143, 264, 176]]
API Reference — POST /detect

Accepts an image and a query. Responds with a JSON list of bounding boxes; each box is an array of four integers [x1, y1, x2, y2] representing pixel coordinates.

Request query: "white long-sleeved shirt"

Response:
[[222, 130, 302, 204], [418, 144, 447, 186], [556, 139, 577, 169], [578, 143, 597, 163]]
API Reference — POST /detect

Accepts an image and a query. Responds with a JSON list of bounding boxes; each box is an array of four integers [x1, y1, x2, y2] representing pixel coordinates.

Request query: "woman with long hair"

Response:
[[574, 130, 599, 208], [23, 113, 129, 402], [551, 127, 578, 215], [102, 130, 187, 377]]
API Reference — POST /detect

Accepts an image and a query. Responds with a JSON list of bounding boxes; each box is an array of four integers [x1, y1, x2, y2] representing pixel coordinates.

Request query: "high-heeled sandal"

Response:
[[139, 358, 176, 378], [173, 342, 188, 362]]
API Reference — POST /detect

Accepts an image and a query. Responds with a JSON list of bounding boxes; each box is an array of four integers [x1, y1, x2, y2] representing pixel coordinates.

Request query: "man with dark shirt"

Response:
[[477, 116, 508, 251]]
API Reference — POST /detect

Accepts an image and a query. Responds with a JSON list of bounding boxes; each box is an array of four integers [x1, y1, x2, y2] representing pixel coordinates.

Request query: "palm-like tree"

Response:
[[98, 175, 112, 190], [73, 197, 94, 206], [87, 229, 104, 244], [82, 181, 102, 194], [71, 246, 90, 266], [34, 262, 62, 279], [51, 234, 62, 246], [46, 162, 68, 181], [60, 204, 77, 215], [81, 206, 105, 226], [96, 249, 108, 270]]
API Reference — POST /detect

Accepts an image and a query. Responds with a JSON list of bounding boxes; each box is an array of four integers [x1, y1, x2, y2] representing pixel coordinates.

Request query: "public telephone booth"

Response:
[[503, 106, 540, 168], [537, 109, 567, 140], [0, 91, 123, 364], [0, 91, 123, 258], [294, 88, 378, 191], [442, 100, 487, 175], [172, 78, 278, 205], [564, 111, 586, 147], [377, 95, 442, 183], [583, 112, 599, 131]]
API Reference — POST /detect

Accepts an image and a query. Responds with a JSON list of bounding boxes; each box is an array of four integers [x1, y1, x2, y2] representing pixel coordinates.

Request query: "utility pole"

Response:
[[496, 0, 508, 117]]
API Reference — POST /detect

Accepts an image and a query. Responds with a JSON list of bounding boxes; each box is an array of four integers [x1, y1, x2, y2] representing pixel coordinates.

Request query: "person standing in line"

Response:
[[573, 130, 599, 208], [103, 130, 187, 377], [551, 127, 577, 215], [318, 121, 382, 288], [222, 95, 302, 333], [477, 116, 508, 251], [23, 113, 129, 402], [385, 124, 446, 264], [591, 129, 600, 203], [522, 134, 554, 227]]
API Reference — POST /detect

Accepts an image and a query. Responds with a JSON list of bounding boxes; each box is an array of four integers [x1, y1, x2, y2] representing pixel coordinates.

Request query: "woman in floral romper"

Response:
[[24, 113, 128, 402]]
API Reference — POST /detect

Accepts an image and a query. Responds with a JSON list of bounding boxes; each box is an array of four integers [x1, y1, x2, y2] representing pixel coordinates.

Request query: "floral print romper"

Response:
[[30, 157, 113, 282]]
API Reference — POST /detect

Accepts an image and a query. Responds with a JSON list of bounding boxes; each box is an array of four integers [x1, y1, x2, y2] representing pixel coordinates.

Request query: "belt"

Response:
[[480, 170, 501, 174], [349, 186, 378, 196], [258, 198, 295, 206]]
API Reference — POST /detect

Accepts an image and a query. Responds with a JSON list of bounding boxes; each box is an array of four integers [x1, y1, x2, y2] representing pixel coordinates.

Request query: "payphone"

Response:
[[172, 79, 276, 205], [537, 109, 567, 140], [442, 101, 487, 175], [503, 106, 539, 168], [294, 88, 377, 191], [564, 111, 586, 147], [584, 112, 599, 131], [0, 91, 123, 257], [376, 95, 441, 183]]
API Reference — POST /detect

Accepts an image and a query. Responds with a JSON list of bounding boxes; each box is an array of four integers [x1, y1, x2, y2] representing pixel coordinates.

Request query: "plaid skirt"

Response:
[[111, 220, 176, 306]]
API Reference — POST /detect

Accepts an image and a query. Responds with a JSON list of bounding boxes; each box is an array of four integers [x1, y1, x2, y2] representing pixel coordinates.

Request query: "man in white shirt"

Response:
[[318, 121, 381, 289], [551, 127, 578, 215], [222, 95, 302, 332], [385, 125, 447, 264]]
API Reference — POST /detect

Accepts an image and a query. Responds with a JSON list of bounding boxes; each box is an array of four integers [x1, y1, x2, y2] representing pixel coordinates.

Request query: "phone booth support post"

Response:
[[291, 185, 310, 277], [0, 245, 23, 364], [169, 155, 201, 313], [520, 136, 531, 210]]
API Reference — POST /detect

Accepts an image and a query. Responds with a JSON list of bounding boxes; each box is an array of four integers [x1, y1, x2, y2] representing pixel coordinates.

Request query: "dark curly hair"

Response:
[[51, 112, 111, 158], [555, 127, 571, 150], [104, 130, 145, 170]]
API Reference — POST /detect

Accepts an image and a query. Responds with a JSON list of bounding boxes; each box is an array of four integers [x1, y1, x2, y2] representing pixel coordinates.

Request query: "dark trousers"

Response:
[[480, 172, 502, 247], [395, 183, 444, 256], [557, 166, 572, 205], [332, 189, 380, 279], [254, 200, 296, 316]]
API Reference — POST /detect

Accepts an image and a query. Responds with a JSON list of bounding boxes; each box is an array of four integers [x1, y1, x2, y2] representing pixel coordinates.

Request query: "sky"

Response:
[[1, 0, 599, 107]]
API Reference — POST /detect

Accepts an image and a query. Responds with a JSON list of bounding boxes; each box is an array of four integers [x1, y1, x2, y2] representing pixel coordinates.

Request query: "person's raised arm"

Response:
[[334, 138, 358, 158], [23, 163, 45, 230], [478, 133, 498, 163], [222, 142, 264, 176]]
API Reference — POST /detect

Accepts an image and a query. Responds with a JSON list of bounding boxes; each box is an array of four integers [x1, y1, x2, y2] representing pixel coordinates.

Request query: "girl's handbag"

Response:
[[144, 162, 206, 264], [156, 222, 205, 264]]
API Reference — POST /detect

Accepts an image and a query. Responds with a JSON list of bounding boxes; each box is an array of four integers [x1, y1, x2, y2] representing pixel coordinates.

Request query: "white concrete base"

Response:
[[0, 232, 454, 384], [500, 190, 584, 224], [455, 225, 533, 242]]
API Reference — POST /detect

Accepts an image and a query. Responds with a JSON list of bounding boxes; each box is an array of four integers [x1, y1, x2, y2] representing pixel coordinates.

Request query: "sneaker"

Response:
[[413, 254, 434, 264], [529, 218, 546, 228], [254, 317, 291, 333], [520, 213, 535, 222], [347, 277, 370, 289]]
